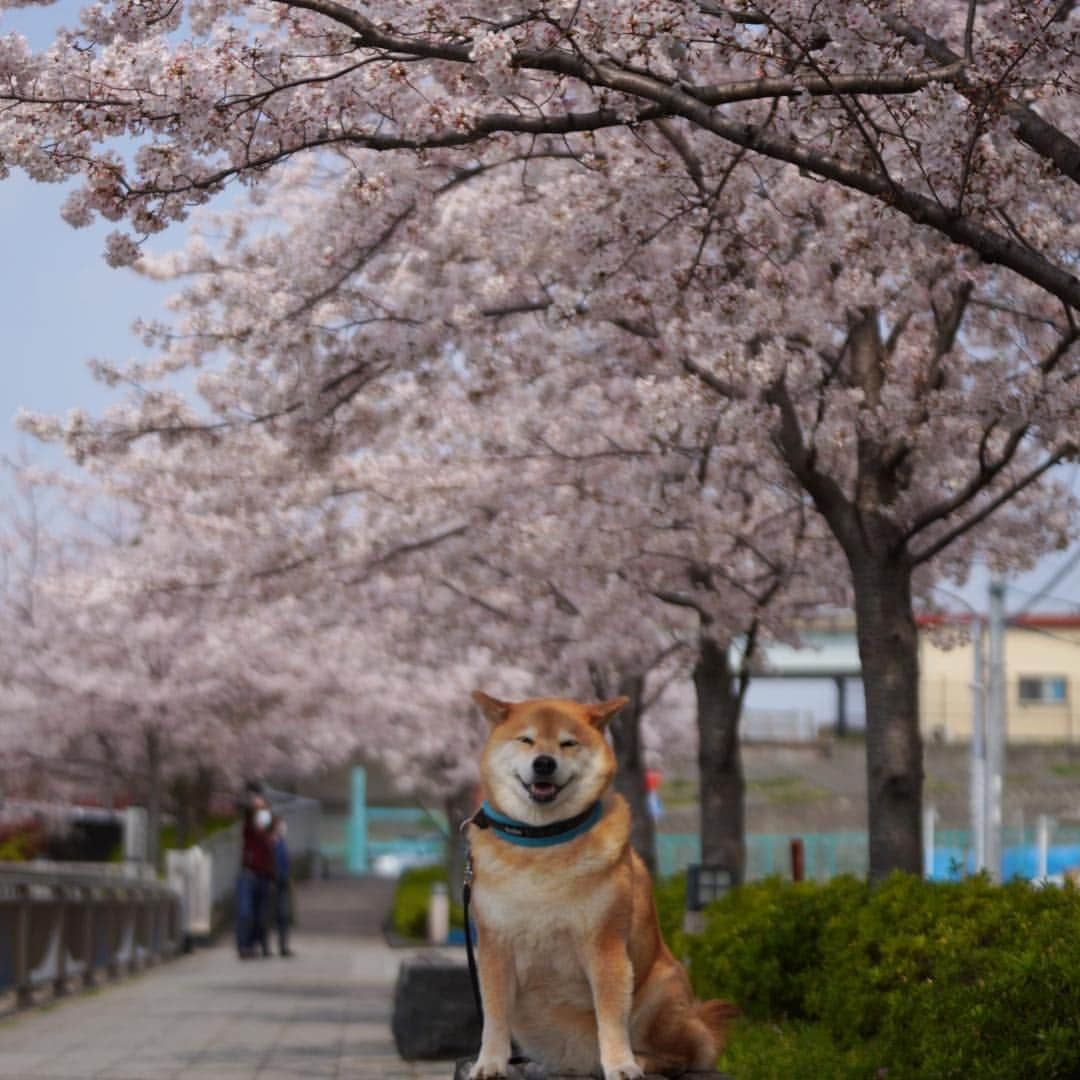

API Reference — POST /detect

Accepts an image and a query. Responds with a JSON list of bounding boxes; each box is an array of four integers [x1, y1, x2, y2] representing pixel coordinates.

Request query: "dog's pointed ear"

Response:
[[472, 690, 513, 728], [587, 696, 630, 730]]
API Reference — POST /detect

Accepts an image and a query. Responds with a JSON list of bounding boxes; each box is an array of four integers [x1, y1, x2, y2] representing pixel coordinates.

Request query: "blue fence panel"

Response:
[[658, 828, 1079, 883], [660, 831, 869, 881], [367, 807, 449, 828], [928, 826, 1080, 881], [657, 834, 701, 880], [350, 795, 1080, 884]]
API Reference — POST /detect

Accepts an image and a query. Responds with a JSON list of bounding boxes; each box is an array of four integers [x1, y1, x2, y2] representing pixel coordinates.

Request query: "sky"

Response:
[[0, 6, 171, 466], [0, 3, 1077, 729], [0, 174, 172, 467]]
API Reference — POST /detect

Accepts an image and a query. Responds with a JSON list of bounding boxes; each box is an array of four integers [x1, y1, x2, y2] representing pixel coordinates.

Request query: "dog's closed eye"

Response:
[[517, 735, 535, 746], [559, 739, 578, 748]]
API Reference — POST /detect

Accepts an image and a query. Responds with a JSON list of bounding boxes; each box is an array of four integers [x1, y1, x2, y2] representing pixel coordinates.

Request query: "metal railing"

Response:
[[0, 864, 182, 1010]]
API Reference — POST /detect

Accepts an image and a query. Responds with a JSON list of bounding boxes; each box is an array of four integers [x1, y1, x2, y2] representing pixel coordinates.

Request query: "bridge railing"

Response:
[[0, 864, 182, 1010]]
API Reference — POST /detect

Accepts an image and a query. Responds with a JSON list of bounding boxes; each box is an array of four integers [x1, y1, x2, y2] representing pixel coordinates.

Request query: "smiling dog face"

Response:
[[473, 692, 628, 824]]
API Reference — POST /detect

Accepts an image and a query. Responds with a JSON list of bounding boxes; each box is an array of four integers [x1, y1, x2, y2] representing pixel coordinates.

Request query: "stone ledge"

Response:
[[453, 1058, 730, 1079]]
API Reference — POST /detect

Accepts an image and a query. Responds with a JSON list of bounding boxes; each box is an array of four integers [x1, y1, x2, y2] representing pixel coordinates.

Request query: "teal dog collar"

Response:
[[470, 799, 602, 847]]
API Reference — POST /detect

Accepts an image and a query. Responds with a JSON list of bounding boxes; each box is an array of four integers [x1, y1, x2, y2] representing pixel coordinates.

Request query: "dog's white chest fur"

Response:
[[471, 843, 618, 1003]]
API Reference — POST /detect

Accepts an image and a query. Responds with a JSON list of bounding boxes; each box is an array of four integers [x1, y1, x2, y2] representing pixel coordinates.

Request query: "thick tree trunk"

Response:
[[852, 553, 923, 880], [192, 766, 215, 839], [170, 767, 215, 847], [694, 636, 746, 884], [444, 784, 476, 906], [609, 672, 658, 877], [145, 728, 162, 874], [171, 776, 192, 849]]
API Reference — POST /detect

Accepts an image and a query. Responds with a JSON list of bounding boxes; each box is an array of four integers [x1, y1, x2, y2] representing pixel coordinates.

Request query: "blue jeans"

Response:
[[235, 869, 270, 954]]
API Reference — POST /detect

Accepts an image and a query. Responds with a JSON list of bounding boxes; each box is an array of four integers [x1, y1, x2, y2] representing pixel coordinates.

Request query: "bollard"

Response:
[[13, 883, 31, 1007], [54, 884, 68, 997], [106, 888, 121, 980], [83, 886, 96, 988], [427, 881, 450, 945], [1036, 814, 1052, 881], [790, 837, 805, 882]]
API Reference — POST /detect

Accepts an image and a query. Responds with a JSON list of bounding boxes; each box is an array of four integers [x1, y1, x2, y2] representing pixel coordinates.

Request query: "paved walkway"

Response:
[[0, 879, 453, 1079]]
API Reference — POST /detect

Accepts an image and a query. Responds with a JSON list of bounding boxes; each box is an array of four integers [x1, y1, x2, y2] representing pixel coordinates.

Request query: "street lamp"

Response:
[[686, 863, 735, 911]]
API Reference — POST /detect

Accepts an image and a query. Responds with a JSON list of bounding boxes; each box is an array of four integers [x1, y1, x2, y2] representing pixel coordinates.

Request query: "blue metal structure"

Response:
[[334, 767, 448, 874], [345, 766, 367, 874], [658, 826, 1080, 882]]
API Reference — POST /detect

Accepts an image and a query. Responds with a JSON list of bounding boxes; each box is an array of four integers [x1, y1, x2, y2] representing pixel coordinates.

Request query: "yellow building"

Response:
[[920, 616, 1080, 744]]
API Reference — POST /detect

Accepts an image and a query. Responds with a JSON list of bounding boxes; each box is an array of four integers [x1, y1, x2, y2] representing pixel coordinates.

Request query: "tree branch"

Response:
[[270, 0, 1080, 308], [882, 11, 1080, 188], [909, 442, 1076, 566], [763, 376, 860, 553]]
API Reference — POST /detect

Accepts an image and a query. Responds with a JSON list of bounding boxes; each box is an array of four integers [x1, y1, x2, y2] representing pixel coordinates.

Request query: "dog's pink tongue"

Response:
[[532, 782, 555, 796]]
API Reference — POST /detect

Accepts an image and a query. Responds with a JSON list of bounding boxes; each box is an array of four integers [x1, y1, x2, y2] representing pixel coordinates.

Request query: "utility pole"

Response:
[[970, 616, 987, 873], [986, 577, 1007, 882]]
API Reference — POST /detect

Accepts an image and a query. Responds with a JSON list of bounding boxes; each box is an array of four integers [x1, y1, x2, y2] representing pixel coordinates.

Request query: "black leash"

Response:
[[462, 849, 484, 1021]]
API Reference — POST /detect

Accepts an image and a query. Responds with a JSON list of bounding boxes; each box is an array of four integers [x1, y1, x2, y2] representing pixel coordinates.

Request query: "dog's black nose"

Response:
[[532, 754, 557, 776]]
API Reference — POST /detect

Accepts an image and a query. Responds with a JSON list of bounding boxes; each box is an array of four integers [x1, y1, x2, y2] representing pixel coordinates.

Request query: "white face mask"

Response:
[[254, 808, 272, 830]]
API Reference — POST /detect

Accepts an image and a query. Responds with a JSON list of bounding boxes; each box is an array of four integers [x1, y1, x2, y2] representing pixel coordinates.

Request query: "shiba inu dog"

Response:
[[466, 692, 735, 1080]]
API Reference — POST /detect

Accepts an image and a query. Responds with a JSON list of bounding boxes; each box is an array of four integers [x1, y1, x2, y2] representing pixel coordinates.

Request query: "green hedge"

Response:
[[391, 865, 465, 940], [678, 874, 1080, 1079]]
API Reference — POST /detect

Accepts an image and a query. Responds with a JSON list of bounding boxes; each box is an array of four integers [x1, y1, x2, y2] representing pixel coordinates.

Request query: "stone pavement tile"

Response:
[[44, 1055, 134, 1078], [339, 1064, 449, 1080], [96, 1065, 178, 1080], [166, 1069, 258, 1080], [337, 1054, 452, 1079], [0, 886, 465, 1080], [0, 1053, 53, 1078]]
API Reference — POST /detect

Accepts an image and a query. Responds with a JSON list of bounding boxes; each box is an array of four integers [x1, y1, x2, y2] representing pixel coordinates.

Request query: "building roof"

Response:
[[918, 613, 1080, 629]]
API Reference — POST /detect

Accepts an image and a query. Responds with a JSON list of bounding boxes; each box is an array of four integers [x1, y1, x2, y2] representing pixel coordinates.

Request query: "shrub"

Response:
[[687, 875, 867, 1020], [391, 864, 465, 940], [812, 873, 1080, 1079], [719, 1019, 884, 1080], [0, 827, 40, 861], [160, 813, 236, 854], [689, 874, 1080, 1079]]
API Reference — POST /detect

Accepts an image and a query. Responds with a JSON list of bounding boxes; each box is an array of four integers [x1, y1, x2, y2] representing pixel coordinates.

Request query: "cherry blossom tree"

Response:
[[0, 1, 1075, 301], [3, 0, 1078, 878], [0, 457, 392, 862], [72, 142, 1074, 879]]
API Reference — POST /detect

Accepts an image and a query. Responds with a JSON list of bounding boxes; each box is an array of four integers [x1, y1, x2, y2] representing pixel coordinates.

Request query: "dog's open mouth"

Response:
[[520, 778, 561, 804]]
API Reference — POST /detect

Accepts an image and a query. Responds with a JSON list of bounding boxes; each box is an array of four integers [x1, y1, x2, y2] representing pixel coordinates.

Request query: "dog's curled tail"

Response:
[[697, 998, 740, 1048]]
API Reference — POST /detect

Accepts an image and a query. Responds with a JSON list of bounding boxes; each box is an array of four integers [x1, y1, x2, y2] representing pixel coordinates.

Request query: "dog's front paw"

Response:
[[603, 1063, 645, 1080], [469, 1057, 510, 1079]]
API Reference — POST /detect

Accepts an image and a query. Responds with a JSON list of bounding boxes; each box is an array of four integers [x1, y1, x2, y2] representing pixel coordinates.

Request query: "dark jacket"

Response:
[[242, 810, 274, 878]]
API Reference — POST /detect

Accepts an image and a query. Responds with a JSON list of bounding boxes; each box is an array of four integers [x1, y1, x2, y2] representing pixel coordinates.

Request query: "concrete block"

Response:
[[391, 952, 482, 1060]]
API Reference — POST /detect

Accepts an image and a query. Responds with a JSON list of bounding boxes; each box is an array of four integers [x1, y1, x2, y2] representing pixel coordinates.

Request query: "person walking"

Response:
[[271, 818, 294, 957], [236, 783, 275, 959]]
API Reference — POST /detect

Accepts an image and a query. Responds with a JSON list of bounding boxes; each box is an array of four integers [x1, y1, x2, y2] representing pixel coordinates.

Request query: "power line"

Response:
[[1011, 546, 1080, 616], [1005, 580, 1080, 613], [1008, 623, 1080, 650]]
